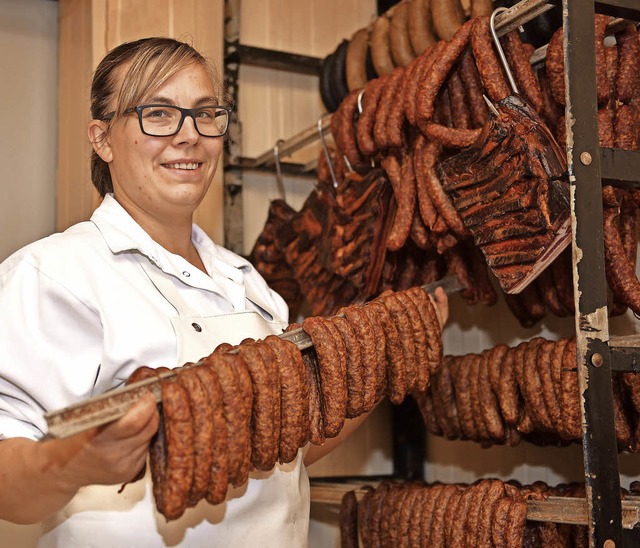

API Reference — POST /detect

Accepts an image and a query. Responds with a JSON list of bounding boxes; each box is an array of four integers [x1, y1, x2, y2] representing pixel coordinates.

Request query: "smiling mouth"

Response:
[[162, 162, 202, 170]]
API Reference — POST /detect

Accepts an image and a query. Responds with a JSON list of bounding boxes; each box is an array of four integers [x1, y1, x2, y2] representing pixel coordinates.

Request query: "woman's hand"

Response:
[[0, 393, 159, 524], [430, 286, 449, 329]]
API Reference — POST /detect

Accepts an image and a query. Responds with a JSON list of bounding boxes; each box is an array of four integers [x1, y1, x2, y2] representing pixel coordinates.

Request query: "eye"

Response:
[[195, 107, 216, 119], [141, 106, 176, 119]]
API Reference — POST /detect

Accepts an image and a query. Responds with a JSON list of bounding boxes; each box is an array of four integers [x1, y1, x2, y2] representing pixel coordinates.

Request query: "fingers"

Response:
[[431, 287, 450, 328], [101, 393, 159, 442]]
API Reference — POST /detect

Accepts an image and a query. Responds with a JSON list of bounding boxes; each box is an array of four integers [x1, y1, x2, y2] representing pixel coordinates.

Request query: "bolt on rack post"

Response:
[[564, 0, 640, 546]]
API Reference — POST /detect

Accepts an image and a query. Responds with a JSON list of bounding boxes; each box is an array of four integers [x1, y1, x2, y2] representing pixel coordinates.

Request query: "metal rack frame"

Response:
[[566, 0, 640, 545], [224, 0, 640, 543]]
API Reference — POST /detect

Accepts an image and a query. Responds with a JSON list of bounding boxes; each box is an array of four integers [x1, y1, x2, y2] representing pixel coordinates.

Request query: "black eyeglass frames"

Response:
[[102, 104, 232, 138]]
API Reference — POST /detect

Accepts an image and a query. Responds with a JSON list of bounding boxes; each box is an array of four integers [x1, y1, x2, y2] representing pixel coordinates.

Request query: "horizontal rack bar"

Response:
[[44, 276, 463, 439], [224, 42, 323, 75], [225, 156, 318, 178], [600, 148, 640, 188], [309, 481, 640, 529]]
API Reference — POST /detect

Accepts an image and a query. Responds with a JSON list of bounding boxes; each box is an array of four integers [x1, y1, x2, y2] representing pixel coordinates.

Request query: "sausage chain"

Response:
[[126, 285, 444, 520]]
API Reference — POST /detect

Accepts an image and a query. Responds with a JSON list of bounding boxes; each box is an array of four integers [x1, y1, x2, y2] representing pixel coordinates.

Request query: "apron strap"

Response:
[[135, 254, 194, 317]]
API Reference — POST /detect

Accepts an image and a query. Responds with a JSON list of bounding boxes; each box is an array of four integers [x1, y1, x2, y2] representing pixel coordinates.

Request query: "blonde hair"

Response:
[[90, 37, 221, 196]]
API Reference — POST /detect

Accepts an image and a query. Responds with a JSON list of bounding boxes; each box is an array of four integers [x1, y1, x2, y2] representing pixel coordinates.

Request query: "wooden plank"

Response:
[[309, 482, 640, 529]]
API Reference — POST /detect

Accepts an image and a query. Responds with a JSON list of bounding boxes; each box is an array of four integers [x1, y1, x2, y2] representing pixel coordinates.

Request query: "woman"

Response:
[[0, 37, 448, 546]]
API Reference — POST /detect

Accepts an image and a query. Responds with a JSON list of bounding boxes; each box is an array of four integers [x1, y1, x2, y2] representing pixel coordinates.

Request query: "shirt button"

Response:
[[192, 322, 202, 332], [183, 271, 191, 277]]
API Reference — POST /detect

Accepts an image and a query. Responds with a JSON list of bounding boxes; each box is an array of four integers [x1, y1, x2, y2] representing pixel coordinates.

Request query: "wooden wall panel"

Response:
[[57, 0, 224, 242]]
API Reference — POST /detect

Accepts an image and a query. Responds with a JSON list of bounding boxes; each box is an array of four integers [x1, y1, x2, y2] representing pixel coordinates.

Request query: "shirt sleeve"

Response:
[[0, 253, 103, 440]]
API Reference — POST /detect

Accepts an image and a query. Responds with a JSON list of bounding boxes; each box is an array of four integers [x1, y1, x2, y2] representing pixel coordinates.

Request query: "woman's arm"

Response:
[[0, 394, 158, 524]]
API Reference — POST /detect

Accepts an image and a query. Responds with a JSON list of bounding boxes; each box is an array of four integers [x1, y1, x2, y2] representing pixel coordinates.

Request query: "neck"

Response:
[[114, 196, 207, 273]]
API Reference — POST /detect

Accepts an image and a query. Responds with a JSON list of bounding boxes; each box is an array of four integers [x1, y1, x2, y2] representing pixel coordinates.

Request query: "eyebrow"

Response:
[[144, 95, 220, 106]]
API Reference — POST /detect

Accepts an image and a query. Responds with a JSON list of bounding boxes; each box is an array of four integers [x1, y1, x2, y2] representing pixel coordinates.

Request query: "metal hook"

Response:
[[357, 89, 365, 115], [489, 7, 519, 95], [317, 114, 339, 188], [273, 139, 286, 200]]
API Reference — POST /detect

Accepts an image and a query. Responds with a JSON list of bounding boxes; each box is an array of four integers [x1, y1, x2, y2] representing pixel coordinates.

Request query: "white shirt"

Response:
[[0, 194, 310, 547], [0, 193, 288, 439]]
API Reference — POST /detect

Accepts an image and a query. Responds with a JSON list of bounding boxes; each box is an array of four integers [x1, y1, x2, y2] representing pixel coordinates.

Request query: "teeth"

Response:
[[165, 162, 199, 170]]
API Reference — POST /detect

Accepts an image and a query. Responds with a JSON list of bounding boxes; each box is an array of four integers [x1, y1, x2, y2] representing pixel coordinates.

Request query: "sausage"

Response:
[[356, 75, 388, 156], [330, 315, 365, 418], [594, 15, 611, 106], [387, 59, 417, 147], [560, 338, 582, 440], [478, 350, 505, 441], [381, 152, 416, 251], [416, 18, 475, 124], [389, 2, 415, 67], [468, 354, 490, 441], [458, 50, 489, 128], [342, 305, 378, 413], [373, 67, 405, 150], [418, 484, 446, 543], [396, 289, 432, 392], [599, 106, 615, 148], [410, 206, 431, 249], [237, 340, 279, 471], [428, 484, 461, 546], [405, 286, 444, 375], [614, 104, 639, 150], [465, 481, 493, 546], [413, 133, 439, 229], [537, 66, 563, 133], [470, 0, 493, 18], [422, 140, 468, 237], [408, 0, 436, 55], [498, 346, 520, 426], [477, 480, 506, 547], [261, 337, 304, 464], [302, 316, 348, 438], [346, 28, 370, 91], [177, 368, 214, 507], [423, 122, 482, 148], [447, 67, 472, 129], [502, 30, 544, 113], [451, 355, 478, 439], [523, 337, 554, 431], [545, 27, 565, 106], [442, 487, 465, 545], [604, 206, 640, 315], [159, 378, 194, 520], [449, 484, 475, 546], [194, 364, 230, 505], [431, 0, 466, 41], [331, 89, 365, 166], [340, 490, 359, 548], [204, 353, 246, 488], [377, 290, 419, 394], [615, 24, 640, 104], [366, 299, 406, 404], [404, 41, 446, 126], [371, 15, 395, 76], [302, 350, 325, 446], [471, 16, 510, 104]]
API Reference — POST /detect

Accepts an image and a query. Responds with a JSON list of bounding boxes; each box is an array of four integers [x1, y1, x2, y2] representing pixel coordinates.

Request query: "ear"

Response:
[[88, 120, 113, 163]]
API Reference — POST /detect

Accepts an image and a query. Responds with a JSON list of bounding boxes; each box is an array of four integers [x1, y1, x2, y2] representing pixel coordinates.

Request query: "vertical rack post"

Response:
[[563, 0, 623, 545], [223, 0, 245, 254]]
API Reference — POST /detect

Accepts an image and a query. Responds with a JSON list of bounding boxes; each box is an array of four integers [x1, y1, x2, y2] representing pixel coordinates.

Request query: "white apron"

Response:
[[39, 259, 310, 547]]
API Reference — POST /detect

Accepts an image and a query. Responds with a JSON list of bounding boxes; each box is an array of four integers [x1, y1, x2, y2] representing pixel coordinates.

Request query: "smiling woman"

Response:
[[0, 37, 311, 548]]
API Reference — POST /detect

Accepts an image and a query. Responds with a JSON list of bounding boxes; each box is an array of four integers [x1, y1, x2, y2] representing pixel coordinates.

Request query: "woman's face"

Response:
[[97, 62, 223, 221]]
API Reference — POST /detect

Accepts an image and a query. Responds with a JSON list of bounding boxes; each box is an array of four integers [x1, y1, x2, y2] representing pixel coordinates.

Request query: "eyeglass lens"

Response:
[[140, 106, 228, 137]]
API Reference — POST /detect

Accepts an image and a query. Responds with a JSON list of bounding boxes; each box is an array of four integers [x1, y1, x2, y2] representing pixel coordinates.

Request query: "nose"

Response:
[[174, 113, 200, 144]]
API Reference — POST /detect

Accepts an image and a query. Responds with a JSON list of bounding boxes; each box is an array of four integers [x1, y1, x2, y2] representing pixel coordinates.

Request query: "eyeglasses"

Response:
[[103, 104, 232, 137]]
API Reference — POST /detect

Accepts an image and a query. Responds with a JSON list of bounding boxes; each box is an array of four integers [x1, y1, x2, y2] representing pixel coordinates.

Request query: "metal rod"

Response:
[[44, 277, 462, 439], [252, 114, 332, 167]]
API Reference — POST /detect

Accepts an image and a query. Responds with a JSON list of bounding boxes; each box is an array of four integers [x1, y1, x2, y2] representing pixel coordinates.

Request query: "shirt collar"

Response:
[[91, 194, 252, 280]]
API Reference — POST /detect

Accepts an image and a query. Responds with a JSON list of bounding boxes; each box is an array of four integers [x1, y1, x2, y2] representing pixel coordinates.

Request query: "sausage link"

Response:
[[502, 30, 544, 113], [371, 15, 395, 76], [615, 24, 640, 104], [458, 50, 489, 128], [408, 0, 436, 55], [382, 152, 416, 251], [471, 16, 510, 104], [416, 18, 475, 124], [389, 2, 415, 68], [357, 76, 388, 156]]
